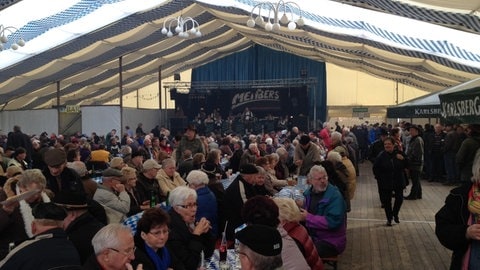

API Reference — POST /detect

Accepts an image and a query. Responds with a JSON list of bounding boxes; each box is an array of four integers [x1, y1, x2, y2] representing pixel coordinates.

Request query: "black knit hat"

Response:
[[235, 224, 282, 256], [239, 163, 259, 175]]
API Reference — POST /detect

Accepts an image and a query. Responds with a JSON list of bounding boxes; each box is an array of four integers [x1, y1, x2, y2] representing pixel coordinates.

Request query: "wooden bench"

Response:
[[322, 256, 338, 270]]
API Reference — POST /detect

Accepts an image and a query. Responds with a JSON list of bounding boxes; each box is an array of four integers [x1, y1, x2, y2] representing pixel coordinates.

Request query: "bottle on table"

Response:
[[150, 190, 156, 208]]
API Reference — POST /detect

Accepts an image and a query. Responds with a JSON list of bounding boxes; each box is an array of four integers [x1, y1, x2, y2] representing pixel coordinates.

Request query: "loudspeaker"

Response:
[[174, 73, 181, 81]]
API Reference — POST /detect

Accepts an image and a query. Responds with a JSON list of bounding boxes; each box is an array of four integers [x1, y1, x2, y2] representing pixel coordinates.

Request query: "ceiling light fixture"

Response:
[[161, 16, 202, 38], [0, 24, 26, 51], [246, 0, 304, 31]]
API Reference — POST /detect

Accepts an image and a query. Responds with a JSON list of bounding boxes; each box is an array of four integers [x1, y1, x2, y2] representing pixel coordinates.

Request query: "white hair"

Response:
[[91, 224, 132, 255], [168, 186, 197, 207], [186, 170, 209, 185]]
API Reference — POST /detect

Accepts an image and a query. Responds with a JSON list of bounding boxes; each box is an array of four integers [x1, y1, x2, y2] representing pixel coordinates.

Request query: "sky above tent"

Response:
[[0, 0, 480, 110]]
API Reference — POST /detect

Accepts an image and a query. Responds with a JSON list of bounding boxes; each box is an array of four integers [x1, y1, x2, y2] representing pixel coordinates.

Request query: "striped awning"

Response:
[[0, 0, 480, 110]]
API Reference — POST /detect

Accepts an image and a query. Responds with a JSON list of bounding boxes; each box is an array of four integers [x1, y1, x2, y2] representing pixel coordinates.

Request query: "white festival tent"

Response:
[[1, 0, 480, 135]]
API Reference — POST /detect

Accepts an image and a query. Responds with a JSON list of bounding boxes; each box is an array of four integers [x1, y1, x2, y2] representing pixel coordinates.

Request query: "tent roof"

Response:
[[1, 0, 480, 110]]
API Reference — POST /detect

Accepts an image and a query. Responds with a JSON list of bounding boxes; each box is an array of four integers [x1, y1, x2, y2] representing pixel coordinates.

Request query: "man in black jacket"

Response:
[[54, 191, 105, 264], [0, 202, 81, 269]]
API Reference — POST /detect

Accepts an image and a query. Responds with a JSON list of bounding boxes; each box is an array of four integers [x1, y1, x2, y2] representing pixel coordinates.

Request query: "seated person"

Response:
[[90, 144, 111, 163], [0, 202, 81, 269], [0, 169, 51, 259], [223, 164, 259, 240], [235, 224, 283, 270], [93, 168, 130, 223], [242, 196, 309, 270], [273, 197, 323, 270], [299, 165, 346, 258], [133, 208, 173, 270], [53, 191, 105, 264], [157, 158, 187, 195], [166, 186, 215, 269], [186, 170, 219, 237], [83, 223, 140, 270]]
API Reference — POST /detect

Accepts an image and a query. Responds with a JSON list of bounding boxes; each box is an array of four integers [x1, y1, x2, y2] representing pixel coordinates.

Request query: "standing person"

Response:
[[299, 165, 346, 258], [175, 125, 205, 165], [294, 135, 321, 176], [435, 149, 480, 270], [456, 124, 480, 185], [404, 125, 424, 200], [427, 124, 446, 183], [0, 202, 81, 269], [372, 137, 408, 226], [132, 208, 173, 270], [443, 124, 461, 186], [6, 125, 33, 168], [228, 141, 243, 173], [319, 122, 332, 151]]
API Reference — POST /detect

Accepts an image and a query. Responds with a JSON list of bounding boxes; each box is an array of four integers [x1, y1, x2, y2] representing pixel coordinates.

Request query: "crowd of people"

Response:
[[0, 120, 479, 269]]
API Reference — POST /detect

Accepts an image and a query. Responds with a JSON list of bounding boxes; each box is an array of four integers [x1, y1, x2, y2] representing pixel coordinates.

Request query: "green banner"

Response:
[[387, 105, 441, 118], [439, 86, 480, 124]]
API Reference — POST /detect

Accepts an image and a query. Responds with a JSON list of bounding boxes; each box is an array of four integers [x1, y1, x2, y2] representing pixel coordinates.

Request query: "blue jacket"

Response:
[[196, 186, 218, 237], [303, 184, 347, 254]]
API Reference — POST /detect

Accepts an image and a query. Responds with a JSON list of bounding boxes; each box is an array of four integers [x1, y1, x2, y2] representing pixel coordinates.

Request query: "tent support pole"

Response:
[[158, 66, 162, 123], [119, 56, 123, 136], [57, 81, 60, 135]]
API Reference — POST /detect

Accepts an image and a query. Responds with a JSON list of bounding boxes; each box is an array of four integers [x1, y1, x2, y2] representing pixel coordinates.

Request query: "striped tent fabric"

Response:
[[0, 0, 480, 110]]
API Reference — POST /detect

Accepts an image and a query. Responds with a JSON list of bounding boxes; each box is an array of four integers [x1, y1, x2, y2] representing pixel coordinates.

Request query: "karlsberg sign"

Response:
[[439, 86, 480, 124]]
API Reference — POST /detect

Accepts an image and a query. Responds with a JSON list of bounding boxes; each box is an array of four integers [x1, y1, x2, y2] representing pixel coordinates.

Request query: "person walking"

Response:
[[373, 137, 408, 226]]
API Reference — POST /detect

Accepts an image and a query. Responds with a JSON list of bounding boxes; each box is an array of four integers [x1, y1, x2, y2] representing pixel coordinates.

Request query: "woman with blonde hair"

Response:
[[273, 197, 324, 270], [122, 166, 149, 216]]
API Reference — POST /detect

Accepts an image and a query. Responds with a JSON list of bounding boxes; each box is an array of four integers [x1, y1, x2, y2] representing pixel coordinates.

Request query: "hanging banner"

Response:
[[439, 86, 480, 124]]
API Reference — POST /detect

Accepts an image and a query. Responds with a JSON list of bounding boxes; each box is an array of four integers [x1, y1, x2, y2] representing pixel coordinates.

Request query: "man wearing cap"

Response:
[[93, 168, 130, 223], [136, 159, 165, 206], [54, 191, 105, 263], [0, 202, 81, 269], [235, 224, 283, 270], [175, 124, 205, 164], [294, 135, 321, 176], [224, 163, 259, 240], [42, 148, 85, 195]]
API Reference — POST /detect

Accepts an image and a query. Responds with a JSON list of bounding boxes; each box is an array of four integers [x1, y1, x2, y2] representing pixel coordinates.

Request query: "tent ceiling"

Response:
[[1, 0, 480, 110]]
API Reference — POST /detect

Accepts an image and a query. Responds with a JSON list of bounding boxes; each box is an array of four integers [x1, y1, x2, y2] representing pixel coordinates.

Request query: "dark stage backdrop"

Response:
[[191, 45, 327, 122], [176, 86, 308, 119]]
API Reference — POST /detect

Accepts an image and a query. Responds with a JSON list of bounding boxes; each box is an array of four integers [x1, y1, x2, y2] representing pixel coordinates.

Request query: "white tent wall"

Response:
[[81, 106, 121, 138], [122, 108, 163, 137], [0, 109, 58, 136]]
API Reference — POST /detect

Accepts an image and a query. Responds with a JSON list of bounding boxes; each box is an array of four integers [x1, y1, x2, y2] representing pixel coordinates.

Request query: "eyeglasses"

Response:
[[177, 202, 198, 209], [148, 229, 170, 236], [108, 246, 136, 256]]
